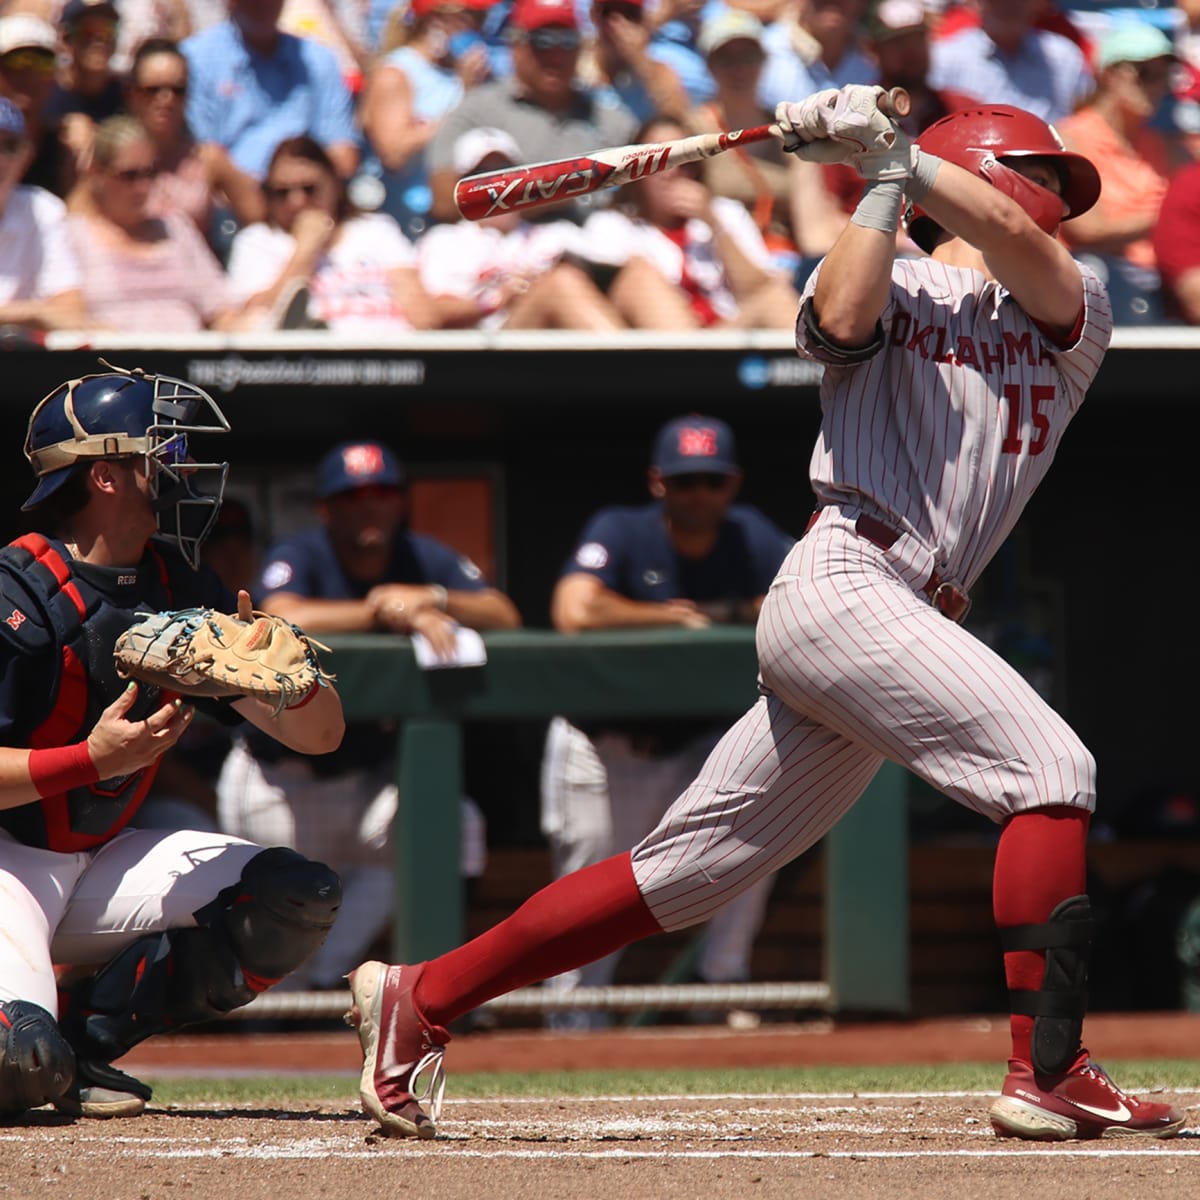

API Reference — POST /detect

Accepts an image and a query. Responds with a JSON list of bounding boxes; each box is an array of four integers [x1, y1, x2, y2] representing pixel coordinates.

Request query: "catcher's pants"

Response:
[[0, 827, 260, 1013], [216, 738, 486, 989], [539, 717, 776, 1028]]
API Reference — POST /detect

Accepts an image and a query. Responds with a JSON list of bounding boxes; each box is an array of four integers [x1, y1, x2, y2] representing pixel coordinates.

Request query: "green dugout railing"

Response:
[[325, 627, 909, 1015]]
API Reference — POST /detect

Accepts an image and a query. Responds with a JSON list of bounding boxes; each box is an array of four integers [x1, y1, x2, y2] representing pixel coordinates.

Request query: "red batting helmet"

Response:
[[905, 105, 1101, 252]]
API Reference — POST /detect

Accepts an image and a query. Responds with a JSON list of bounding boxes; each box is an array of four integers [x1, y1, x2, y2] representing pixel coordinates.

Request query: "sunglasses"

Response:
[[596, 3, 642, 20], [0, 136, 24, 157], [666, 472, 731, 490], [526, 28, 582, 52], [709, 46, 763, 68], [265, 181, 320, 201], [136, 82, 186, 97], [1133, 60, 1172, 87], [112, 164, 157, 182], [0, 49, 57, 75], [70, 21, 118, 44]]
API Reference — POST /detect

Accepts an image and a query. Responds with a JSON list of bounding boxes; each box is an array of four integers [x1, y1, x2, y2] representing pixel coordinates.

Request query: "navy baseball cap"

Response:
[[651, 415, 739, 477], [316, 441, 406, 498]]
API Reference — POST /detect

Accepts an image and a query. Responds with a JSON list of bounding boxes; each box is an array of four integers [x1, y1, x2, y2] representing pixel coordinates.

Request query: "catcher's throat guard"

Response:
[[23, 362, 231, 569]]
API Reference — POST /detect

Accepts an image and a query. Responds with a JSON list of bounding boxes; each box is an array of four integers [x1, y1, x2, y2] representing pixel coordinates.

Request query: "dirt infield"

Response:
[[5, 1088, 1200, 1200], [3, 1013, 1197, 1200]]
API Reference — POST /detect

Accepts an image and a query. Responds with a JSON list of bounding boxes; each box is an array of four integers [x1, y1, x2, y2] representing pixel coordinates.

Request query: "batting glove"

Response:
[[773, 89, 842, 150], [852, 122, 915, 182]]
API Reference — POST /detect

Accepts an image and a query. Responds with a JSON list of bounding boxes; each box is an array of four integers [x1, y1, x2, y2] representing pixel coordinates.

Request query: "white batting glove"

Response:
[[773, 85, 909, 173], [852, 121, 914, 182], [773, 89, 842, 152]]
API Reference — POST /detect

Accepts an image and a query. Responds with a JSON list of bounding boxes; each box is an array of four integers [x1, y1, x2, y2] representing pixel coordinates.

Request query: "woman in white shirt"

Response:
[[227, 134, 460, 334], [584, 114, 801, 330]]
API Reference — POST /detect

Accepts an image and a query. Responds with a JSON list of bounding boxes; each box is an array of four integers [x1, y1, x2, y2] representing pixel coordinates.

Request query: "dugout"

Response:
[[4, 329, 1200, 1018]]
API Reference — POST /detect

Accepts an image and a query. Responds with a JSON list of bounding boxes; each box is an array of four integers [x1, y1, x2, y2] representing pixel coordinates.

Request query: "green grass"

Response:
[[143, 1060, 1200, 1107]]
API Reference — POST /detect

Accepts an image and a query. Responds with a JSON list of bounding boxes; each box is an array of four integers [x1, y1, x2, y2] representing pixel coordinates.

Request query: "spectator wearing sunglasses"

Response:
[[426, 0, 640, 225], [0, 14, 74, 196], [1055, 23, 1182, 325], [0, 94, 86, 337], [539, 413, 796, 1029], [579, 0, 690, 124], [358, 0, 495, 241], [687, 10, 800, 274], [66, 114, 250, 331], [121, 38, 264, 236], [47, 0, 126, 184], [226, 133, 455, 331]]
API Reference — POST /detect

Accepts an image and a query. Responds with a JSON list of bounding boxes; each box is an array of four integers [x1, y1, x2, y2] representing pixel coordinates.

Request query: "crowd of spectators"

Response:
[[5, 0, 1200, 336]]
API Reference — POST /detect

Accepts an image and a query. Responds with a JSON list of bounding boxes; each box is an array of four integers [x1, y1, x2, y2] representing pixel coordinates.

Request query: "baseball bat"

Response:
[[454, 87, 911, 222]]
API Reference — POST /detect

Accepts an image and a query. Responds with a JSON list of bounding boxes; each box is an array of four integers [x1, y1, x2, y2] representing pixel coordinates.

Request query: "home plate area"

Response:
[[5, 1090, 1200, 1200]]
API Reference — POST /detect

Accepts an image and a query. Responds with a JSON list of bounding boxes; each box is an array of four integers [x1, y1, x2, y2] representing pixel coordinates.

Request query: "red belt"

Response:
[[804, 510, 971, 623]]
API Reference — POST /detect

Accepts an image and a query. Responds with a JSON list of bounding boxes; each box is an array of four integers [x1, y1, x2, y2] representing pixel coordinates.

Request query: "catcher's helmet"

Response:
[[23, 365, 231, 569], [905, 105, 1101, 253]]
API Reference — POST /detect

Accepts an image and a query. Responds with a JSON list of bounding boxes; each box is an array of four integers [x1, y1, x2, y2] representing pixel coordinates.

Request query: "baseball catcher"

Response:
[[0, 364, 345, 1122]]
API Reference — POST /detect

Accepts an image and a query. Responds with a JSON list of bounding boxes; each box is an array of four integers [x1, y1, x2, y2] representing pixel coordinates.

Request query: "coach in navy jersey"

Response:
[[540, 413, 796, 1028], [216, 440, 520, 990]]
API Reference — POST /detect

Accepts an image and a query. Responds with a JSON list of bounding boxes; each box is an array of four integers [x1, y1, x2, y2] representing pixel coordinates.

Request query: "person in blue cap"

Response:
[[538, 413, 797, 1028], [216, 440, 521, 991]]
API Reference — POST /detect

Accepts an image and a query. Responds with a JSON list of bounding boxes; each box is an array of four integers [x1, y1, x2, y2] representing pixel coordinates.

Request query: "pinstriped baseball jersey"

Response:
[[627, 256, 1110, 934], [800, 257, 1112, 592]]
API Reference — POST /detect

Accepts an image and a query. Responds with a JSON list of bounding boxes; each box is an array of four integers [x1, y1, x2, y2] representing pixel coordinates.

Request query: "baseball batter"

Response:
[[0, 367, 345, 1122], [345, 90, 1186, 1143]]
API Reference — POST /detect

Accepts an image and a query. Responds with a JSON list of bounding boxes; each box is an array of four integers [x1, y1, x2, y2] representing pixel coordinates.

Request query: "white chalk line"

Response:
[[138, 1145, 1200, 1162]]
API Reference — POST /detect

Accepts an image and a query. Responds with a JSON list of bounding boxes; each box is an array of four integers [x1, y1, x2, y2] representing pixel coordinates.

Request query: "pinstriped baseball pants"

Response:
[[631, 523, 1095, 932]]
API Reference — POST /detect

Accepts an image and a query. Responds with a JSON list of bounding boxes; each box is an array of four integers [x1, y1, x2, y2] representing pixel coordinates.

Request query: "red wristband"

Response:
[[29, 743, 100, 797]]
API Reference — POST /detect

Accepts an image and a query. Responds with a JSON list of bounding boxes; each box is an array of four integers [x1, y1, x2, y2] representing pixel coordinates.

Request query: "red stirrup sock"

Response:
[[415, 852, 661, 1026], [993, 806, 1090, 1068]]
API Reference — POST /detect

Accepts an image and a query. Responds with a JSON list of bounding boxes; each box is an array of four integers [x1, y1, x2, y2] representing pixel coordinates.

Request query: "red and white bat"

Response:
[[454, 88, 911, 222]]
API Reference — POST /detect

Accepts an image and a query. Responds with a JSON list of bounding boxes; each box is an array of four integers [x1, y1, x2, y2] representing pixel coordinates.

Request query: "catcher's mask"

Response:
[[904, 105, 1101, 253], [22, 363, 231, 569]]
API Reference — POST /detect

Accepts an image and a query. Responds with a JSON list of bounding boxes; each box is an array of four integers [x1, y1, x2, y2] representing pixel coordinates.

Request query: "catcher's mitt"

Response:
[[114, 607, 334, 716]]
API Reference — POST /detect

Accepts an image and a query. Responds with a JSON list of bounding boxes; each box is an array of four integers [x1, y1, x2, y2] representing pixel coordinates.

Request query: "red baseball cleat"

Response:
[[989, 1054, 1187, 1140], [344, 961, 450, 1139]]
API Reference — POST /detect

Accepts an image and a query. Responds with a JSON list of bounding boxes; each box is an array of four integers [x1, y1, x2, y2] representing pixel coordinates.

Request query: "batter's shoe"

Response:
[[989, 1054, 1186, 1140], [345, 961, 450, 1139], [54, 1060, 151, 1119]]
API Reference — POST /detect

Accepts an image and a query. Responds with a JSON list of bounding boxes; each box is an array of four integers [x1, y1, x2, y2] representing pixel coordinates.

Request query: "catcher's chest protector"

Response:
[[0, 534, 182, 852]]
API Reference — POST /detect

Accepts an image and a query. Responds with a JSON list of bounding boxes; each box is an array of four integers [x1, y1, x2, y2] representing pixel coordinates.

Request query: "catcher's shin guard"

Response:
[[1000, 894, 1094, 1075], [60, 848, 341, 1066], [0, 1000, 76, 1114]]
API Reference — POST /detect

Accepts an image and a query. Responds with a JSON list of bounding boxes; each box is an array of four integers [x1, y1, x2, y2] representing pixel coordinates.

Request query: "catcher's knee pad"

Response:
[[61, 849, 341, 1066], [0, 1000, 75, 1114], [197, 846, 342, 983], [1000, 894, 1094, 1075]]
